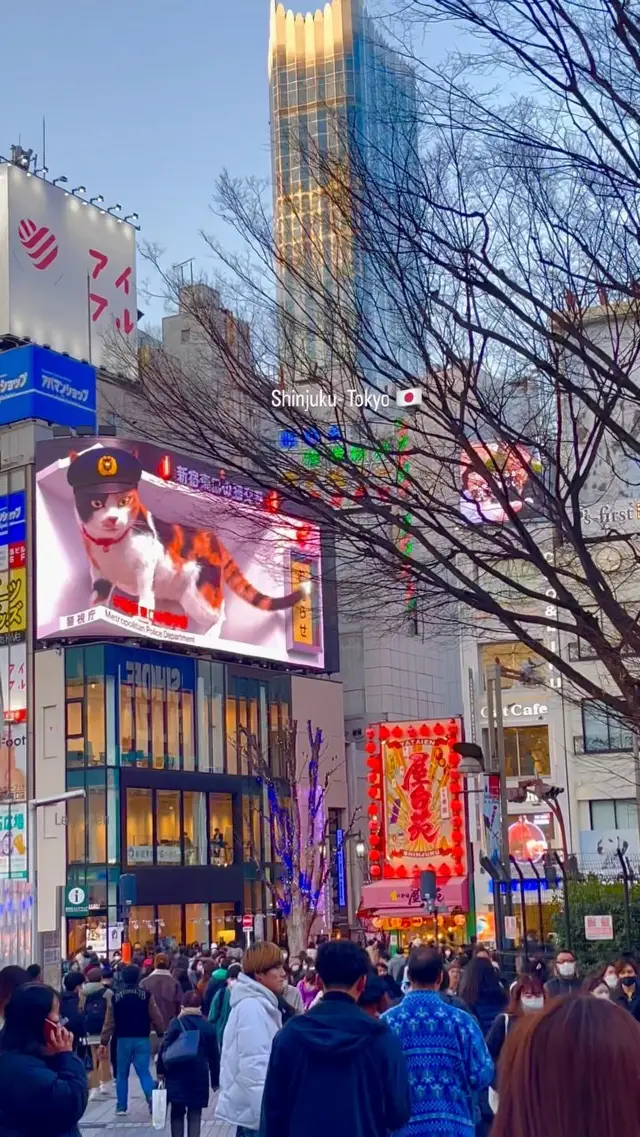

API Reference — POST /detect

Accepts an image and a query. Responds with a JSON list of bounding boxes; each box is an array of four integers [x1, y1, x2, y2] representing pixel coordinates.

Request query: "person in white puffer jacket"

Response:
[[215, 942, 284, 1137]]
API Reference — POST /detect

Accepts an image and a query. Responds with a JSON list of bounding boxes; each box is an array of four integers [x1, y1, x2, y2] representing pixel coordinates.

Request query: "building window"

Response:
[[87, 781, 107, 864], [501, 725, 550, 777], [183, 791, 207, 866], [117, 656, 196, 770], [209, 794, 233, 866], [156, 790, 181, 864], [126, 788, 153, 865], [86, 679, 106, 766], [589, 799, 637, 830], [582, 701, 632, 753], [243, 794, 263, 863], [67, 795, 86, 863], [185, 903, 209, 946]]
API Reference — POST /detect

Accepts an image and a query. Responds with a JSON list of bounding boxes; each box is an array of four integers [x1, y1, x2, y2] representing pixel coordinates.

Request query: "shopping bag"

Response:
[[151, 1084, 167, 1131], [162, 1019, 200, 1066]]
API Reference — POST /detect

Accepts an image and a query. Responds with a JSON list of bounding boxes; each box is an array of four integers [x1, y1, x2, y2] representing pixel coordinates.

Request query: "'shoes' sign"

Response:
[[0, 345, 96, 430]]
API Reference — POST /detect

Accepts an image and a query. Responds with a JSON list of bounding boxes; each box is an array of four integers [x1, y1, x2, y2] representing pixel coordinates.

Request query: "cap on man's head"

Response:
[[67, 447, 142, 495]]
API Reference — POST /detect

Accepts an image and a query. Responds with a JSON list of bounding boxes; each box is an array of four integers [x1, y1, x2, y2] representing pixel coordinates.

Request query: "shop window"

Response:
[[87, 782, 107, 864], [86, 679, 105, 766], [183, 791, 207, 866], [480, 642, 545, 689], [166, 687, 180, 768], [66, 701, 84, 768], [582, 701, 633, 753], [182, 690, 195, 771], [126, 788, 153, 865], [156, 790, 181, 864], [67, 795, 86, 863], [502, 725, 550, 778], [211, 901, 235, 945], [226, 699, 238, 775], [152, 686, 165, 769], [209, 794, 233, 866], [243, 794, 263, 863], [185, 903, 210, 948], [157, 904, 182, 950], [134, 681, 150, 766], [127, 905, 155, 949], [119, 682, 135, 766]]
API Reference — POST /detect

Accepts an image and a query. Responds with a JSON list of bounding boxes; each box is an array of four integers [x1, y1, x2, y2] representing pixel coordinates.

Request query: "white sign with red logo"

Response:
[[584, 914, 614, 941], [0, 163, 137, 370], [242, 915, 254, 930]]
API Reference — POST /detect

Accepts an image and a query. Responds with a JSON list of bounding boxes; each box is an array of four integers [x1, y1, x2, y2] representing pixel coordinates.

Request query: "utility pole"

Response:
[[486, 666, 513, 922]]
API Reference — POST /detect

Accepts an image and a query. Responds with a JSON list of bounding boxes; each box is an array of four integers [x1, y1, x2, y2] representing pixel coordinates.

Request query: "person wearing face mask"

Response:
[[544, 950, 581, 997], [583, 973, 613, 999], [485, 976, 545, 1116], [603, 963, 619, 992], [610, 958, 640, 1019]]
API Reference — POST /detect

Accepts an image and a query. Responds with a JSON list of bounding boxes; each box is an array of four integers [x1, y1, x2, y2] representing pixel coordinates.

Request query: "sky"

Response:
[[0, 0, 274, 323]]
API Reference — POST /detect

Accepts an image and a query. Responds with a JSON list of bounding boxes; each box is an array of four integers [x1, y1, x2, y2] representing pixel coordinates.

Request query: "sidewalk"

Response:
[[80, 1073, 234, 1137]]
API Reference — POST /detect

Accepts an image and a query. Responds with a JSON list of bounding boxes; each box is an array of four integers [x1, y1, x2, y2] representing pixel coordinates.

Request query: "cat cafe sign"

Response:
[[34, 438, 325, 669], [480, 701, 548, 720]]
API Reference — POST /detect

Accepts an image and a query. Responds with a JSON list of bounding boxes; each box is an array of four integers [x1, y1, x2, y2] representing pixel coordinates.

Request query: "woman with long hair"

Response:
[[0, 965, 28, 1030], [0, 982, 88, 1137], [461, 955, 508, 1035], [493, 995, 640, 1137]]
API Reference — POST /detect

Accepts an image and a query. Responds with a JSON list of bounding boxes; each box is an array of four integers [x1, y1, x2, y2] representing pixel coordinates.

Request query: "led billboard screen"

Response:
[[460, 441, 541, 524], [0, 163, 137, 370], [35, 439, 325, 668]]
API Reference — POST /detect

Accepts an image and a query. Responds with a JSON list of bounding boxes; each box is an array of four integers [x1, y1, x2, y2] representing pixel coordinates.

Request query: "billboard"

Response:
[[0, 643, 27, 805], [460, 441, 541, 524], [0, 163, 137, 369], [0, 804, 27, 880], [35, 439, 325, 668], [0, 345, 96, 430], [0, 491, 26, 646], [376, 718, 467, 882]]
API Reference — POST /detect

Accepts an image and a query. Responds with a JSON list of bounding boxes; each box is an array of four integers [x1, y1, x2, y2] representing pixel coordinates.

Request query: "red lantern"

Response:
[[420, 724, 431, 736], [452, 843, 464, 860], [452, 820, 463, 835], [449, 752, 460, 769], [369, 850, 381, 862], [434, 721, 445, 736], [365, 741, 377, 755], [367, 787, 381, 800], [451, 800, 462, 815], [367, 772, 379, 785], [439, 862, 452, 881], [408, 727, 418, 739], [365, 727, 376, 740], [379, 726, 390, 741], [383, 864, 395, 879], [392, 725, 404, 739], [366, 757, 380, 770], [370, 865, 382, 879], [397, 865, 408, 878], [367, 805, 379, 818], [370, 835, 381, 849]]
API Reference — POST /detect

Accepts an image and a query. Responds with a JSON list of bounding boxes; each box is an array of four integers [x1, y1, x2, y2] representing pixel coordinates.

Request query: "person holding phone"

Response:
[[0, 982, 88, 1137]]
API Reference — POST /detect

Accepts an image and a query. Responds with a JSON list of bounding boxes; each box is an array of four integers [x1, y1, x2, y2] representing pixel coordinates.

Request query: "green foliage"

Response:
[[551, 876, 640, 971]]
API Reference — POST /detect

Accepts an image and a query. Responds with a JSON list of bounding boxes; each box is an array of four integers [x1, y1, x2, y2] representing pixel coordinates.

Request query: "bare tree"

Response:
[[110, 0, 640, 734], [238, 720, 358, 957]]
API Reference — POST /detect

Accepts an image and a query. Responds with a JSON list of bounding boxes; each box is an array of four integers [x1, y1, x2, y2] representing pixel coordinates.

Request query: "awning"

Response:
[[359, 877, 469, 917]]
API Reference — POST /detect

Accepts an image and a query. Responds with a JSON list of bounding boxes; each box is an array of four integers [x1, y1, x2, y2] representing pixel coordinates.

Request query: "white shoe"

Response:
[[89, 1088, 101, 1102], [99, 1083, 115, 1096]]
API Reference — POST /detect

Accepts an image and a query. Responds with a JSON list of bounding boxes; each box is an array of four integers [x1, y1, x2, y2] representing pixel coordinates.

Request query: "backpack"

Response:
[[84, 989, 107, 1037]]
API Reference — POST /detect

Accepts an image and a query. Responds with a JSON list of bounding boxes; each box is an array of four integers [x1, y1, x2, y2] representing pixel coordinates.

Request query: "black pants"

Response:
[[170, 1104, 202, 1137]]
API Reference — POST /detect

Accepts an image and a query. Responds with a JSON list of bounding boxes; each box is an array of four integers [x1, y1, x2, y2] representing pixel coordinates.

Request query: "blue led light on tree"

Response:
[[279, 430, 298, 449]]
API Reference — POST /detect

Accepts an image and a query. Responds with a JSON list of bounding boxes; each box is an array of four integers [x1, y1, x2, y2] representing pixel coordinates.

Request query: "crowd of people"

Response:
[[1, 936, 640, 1136]]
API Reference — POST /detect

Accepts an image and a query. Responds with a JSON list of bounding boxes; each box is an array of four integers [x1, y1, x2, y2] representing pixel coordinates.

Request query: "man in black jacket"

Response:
[[99, 964, 164, 1115], [261, 941, 411, 1137], [544, 950, 582, 998]]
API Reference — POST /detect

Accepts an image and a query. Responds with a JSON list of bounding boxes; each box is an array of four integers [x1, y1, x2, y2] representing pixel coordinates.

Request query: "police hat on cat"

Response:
[[67, 447, 143, 495]]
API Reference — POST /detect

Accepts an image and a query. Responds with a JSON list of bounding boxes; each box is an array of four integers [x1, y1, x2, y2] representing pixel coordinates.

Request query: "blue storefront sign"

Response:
[[0, 345, 96, 430], [0, 493, 26, 547], [336, 829, 346, 909]]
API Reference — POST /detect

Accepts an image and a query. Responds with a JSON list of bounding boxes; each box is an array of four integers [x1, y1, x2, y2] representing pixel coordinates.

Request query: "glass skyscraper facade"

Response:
[[268, 0, 419, 385]]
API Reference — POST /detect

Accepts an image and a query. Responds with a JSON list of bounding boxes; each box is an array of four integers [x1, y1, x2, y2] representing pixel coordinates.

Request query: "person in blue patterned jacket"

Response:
[[383, 947, 493, 1137]]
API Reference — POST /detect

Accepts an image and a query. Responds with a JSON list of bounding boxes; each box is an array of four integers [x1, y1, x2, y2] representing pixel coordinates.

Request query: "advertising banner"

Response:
[[379, 718, 466, 882], [0, 163, 137, 370], [0, 642, 27, 804], [0, 804, 27, 879], [460, 441, 542, 525], [0, 345, 96, 430], [0, 491, 26, 646], [36, 439, 325, 668]]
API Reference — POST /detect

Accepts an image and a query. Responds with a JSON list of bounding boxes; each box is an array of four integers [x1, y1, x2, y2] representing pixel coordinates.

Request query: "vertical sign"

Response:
[[0, 492, 27, 880], [336, 828, 347, 909]]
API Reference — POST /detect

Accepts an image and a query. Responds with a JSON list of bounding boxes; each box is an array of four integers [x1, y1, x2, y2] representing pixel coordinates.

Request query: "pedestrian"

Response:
[[492, 994, 640, 1137], [261, 939, 410, 1137], [388, 947, 407, 984], [602, 962, 619, 992], [81, 966, 114, 1100], [485, 976, 545, 1087], [25, 965, 42, 984], [281, 973, 304, 1017], [59, 972, 86, 1052], [0, 982, 88, 1137], [439, 965, 468, 1012], [215, 942, 284, 1136], [208, 963, 242, 1049], [383, 947, 492, 1137], [608, 958, 640, 1017], [99, 963, 164, 1116], [0, 966, 28, 1030], [358, 974, 393, 1018], [157, 991, 219, 1137], [447, 960, 463, 995], [201, 966, 228, 1019], [583, 973, 612, 999], [461, 955, 508, 1035], [296, 967, 320, 1010], [544, 949, 581, 998], [140, 953, 182, 1034]]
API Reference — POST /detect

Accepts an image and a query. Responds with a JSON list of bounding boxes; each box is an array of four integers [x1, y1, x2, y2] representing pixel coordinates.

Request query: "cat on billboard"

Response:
[[36, 440, 324, 667]]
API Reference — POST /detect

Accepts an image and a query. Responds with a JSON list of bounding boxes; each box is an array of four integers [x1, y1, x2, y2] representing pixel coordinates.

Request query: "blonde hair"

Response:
[[242, 941, 283, 978]]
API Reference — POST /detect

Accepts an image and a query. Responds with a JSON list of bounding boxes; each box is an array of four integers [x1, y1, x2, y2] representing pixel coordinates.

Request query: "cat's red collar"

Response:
[[82, 526, 131, 550]]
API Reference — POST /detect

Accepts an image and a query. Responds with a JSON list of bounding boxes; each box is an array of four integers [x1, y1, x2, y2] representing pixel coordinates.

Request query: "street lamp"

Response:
[[355, 833, 366, 858]]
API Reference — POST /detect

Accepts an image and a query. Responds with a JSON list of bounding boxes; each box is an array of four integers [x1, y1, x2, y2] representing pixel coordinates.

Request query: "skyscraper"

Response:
[[268, 0, 418, 384]]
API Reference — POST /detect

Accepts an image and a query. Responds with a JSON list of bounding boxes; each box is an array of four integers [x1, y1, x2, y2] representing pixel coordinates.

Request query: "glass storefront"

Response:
[[124, 787, 237, 868]]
